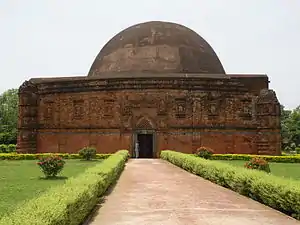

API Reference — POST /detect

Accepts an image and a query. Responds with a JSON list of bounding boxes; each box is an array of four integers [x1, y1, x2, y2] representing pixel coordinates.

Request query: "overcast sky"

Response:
[[0, 0, 299, 109]]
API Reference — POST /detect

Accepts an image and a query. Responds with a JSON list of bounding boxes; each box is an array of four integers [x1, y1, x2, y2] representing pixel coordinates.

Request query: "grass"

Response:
[[219, 160, 300, 180], [0, 159, 102, 217]]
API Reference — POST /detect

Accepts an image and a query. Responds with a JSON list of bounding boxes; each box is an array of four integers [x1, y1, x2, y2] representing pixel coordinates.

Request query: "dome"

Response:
[[88, 21, 225, 76]]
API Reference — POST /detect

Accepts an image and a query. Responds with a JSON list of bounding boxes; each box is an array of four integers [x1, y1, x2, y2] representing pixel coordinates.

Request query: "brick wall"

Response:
[[17, 75, 281, 156]]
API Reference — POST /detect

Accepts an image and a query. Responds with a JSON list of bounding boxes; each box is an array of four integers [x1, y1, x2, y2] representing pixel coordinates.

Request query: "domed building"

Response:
[[17, 21, 281, 156]]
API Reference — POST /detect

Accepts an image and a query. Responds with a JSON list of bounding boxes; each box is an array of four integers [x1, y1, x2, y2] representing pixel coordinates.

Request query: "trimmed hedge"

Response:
[[0, 150, 129, 225], [0, 153, 111, 160], [211, 154, 300, 163], [161, 150, 300, 220]]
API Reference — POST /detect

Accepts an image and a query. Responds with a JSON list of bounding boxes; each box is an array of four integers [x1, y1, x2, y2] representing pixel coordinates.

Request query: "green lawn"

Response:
[[219, 160, 300, 180], [0, 159, 102, 217]]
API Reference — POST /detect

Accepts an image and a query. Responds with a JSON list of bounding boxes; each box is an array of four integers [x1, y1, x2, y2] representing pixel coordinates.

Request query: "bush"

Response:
[[78, 147, 97, 160], [0, 144, 8, 153], [0, 153, 111, 160], [7, 144, 16, 152], [0, 150, 129, 225], [0, 132, 16, 145], [195, 146, 214, 159], [210, 154, 300, 163], [244, 157, 271, 173], [161, 150, 300, 220], [0, 144, 16, 153], [37, 155, 66, 178]]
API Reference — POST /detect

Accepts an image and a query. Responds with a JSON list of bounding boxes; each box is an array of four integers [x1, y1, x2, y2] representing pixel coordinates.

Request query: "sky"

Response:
[[0, 0, 299, 109]]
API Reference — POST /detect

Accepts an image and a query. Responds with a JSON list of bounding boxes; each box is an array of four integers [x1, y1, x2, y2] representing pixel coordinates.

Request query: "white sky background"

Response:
[[0, 0, 299, 109]]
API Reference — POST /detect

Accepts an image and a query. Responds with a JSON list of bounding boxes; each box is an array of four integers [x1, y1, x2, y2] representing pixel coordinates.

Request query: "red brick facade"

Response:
[[17, 21, 281, 156], [17, 73, 281, 156]]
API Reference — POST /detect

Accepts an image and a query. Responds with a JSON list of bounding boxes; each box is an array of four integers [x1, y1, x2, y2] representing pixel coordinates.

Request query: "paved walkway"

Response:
[[88, 159, 299, 225]]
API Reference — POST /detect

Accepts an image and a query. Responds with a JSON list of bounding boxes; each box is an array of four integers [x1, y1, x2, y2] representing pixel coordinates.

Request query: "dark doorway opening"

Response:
[[137, 134, 153, 158]]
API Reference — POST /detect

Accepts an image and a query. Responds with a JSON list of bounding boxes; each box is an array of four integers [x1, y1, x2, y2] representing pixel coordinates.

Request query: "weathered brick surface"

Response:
[[88, 21, 226, 76], [17, 75, 281, 156], [16, 21, 281, 156]]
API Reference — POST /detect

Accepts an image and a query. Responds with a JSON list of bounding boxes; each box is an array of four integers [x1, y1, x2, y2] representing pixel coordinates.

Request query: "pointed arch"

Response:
[[135, 116, 155, 129]]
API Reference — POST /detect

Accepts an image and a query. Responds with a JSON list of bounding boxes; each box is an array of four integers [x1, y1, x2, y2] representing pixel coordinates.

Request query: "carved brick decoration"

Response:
[[89, 97, 98, 113], [239, 98, 253, 120], [157, 99, 167, 115], [73, 100, 84, 120], [16, 76, 281, 155], [175, 98, 187, 118], [136, 117, 154, 129], [121, 103, 132, 116], [122, 116, 132, 129], [44, 101, 54, 120], [209, 102, 218, 116], [103, 99, 115, 118], [17, 21, 281, 155]]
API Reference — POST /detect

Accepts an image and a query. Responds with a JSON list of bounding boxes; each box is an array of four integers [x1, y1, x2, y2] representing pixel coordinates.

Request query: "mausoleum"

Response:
[[17, 21, 281, 157]]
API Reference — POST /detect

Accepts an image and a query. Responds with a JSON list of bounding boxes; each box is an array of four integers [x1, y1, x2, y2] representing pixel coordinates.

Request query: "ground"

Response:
[[0, 159, 102, 217], [218, 160, 300, 180], [87, 159, 299, 225]]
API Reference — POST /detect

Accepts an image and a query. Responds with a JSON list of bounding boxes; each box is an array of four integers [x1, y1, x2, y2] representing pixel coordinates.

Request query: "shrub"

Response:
[[37, 155, 66, 178], [0, 150, 129, 225], [78, 147, 97, 160], [0, 132, 16, 145], [0, 153, 111, 160], [161, 150, 300, 220], [0, 144, 16, 153], [284, 146, 292, 152], [0, 144, 8, 153], [195, 146, 214, 159], [296, 147, 300, 154], [244, 157, 271, 173], [7, 144, 16, 153]]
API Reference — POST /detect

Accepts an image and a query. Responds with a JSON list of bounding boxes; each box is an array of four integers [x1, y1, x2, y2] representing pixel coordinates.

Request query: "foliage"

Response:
[[78, 147, 97, 160], [219, 160, 300, 180], [0, 144, 8, 153], [161, 150, 300, 220], [195, 146, 214, 159], [0, 132, 17, 145], [281, 105, 300, 151], [210, 154, 300, 163], [37, 155, 66, 178], [0, 89, 18, 144], [0, 144, 16, 153], [0, 153, 111, 160], [244, 157, 271, 173], [0, 159, 100, 217], [0, 150, 129, 225], [7, 144, 16, 152]]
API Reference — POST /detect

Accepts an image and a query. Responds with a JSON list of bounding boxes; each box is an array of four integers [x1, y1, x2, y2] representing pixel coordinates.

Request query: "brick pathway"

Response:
[[87, 159, 300, 225]]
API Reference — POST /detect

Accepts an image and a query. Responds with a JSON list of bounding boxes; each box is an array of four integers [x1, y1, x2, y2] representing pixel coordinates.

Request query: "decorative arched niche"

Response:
[[135, 116, 156, 130]]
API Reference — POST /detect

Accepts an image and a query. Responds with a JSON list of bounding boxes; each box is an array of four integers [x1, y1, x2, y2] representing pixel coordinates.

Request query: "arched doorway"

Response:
[[133, 117, 156, 158]]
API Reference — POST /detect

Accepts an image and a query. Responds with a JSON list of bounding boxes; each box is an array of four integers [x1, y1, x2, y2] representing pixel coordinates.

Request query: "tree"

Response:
[[287, 106, 300, 147], [281, 105, 291, 149], [0, 89, 18, 144], [281, 105, 300, 151]]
